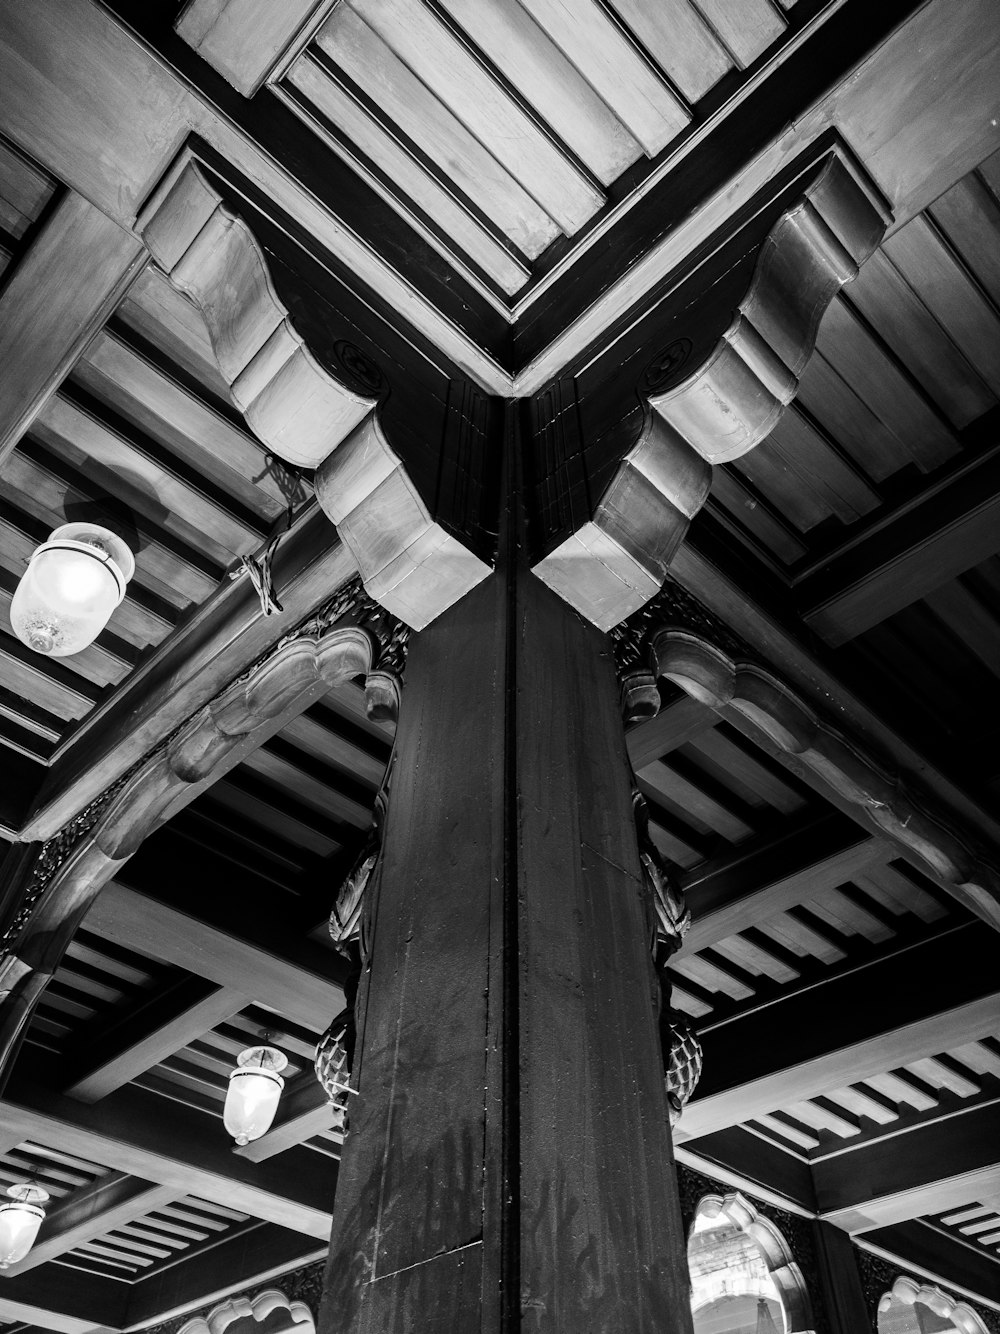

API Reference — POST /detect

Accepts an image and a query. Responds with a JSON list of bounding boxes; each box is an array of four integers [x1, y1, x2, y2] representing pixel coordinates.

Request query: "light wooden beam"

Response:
[[176, 0, 331, 96], [625, 694, 716, 771], [236, 1074, 335, 1163], [0, 1075, 336, 1238], [816, 1103, 1000, 1233], [84, 881, 343, 1033], [797, 432, 1000, 644], [0, 189, 145, 468], [678, 812, 887, 956], [2, 1172, 177, 1275], [65, 978, 248, 1103], [677, 924, 1000, 1141]]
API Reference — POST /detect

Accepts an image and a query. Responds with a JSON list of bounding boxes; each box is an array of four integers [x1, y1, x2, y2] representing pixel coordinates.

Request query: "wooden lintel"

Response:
[[0, 189, 146, 469], [816, 1102, 1000, 1233], [0, 1263, 125, 1332], [858, 1222, 1000, 1313], [678, 924, 1000, 1140], [65, 979, 248, 1103], [798, 430, 1000, 645], [674, 1126, 816, 1216], [0, 1074, 337, 1238]]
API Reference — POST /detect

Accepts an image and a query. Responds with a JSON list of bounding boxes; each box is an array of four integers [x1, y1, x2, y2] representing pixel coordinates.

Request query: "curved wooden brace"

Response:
[[138, 158, 377, 469], [180, 1287, 316, 1334], [879, 1276, 989, 1334], [532, 147, 889, 631], [652, 628, 1000, 931], [694, 1191, 816, 1334], [0, 622, 380, 1080]]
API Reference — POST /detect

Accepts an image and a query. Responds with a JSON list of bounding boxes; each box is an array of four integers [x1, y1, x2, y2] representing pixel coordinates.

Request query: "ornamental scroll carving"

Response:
[[0, 578, 407, 1085]]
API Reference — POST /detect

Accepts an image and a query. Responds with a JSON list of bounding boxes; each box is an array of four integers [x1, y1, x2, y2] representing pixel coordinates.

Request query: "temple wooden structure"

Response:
[[0, 1, 998, 1330]]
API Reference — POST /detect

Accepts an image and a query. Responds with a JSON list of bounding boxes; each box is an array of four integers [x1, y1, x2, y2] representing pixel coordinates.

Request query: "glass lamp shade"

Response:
[[0, 1184, 48, 1268], [224, 1045, 287, 1146], [10, 523, 134, 657]]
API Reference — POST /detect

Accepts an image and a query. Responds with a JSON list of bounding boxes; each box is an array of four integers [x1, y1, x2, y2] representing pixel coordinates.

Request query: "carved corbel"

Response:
[[0, 602, 387, 1084], [643, 620, 1000, 932], [138, 156, 493, 629], [531, 141, 890, 630], [178, 1287, 315, 1334]]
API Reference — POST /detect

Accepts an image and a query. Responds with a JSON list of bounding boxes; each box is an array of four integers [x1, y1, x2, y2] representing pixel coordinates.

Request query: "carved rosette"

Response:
[[0, 580, 405, 1082]]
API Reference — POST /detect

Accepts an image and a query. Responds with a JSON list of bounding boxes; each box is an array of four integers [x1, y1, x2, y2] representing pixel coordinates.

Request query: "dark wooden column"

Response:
[[320, 445, 693, 1331], [811, 1222, 874, 1333]]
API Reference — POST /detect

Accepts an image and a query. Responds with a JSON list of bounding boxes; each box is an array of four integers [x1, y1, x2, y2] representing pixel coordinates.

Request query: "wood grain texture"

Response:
[[0, 191, 145, 468], [176, 0, 331, 96]]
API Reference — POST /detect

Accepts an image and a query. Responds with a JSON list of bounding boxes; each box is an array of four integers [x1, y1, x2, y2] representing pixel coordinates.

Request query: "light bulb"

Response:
[[10, 524, 134, 657], [224, 1046, 287, 1146], [0, 1184, 48, 1268]]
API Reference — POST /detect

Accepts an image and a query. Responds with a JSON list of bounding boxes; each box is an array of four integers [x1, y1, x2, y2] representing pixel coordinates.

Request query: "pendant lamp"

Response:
[[0, 1183, 48, 1268], [224, 1045, 287, 1146]]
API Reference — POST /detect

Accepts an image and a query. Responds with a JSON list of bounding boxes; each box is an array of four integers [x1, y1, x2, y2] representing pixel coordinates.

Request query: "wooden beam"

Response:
[[22, 510, 358, 841], [0, 188, 145, 468], [679, 812, 886, 956], [125, 1222, 325, 1326], [84, 881, 343, 1032], [0, 1073, 337, 1238], [176, 0, 330, 96], [0, 1263, 125, 1332], [797, 431, 1000, 645], [3, 1172, 177, 1275], [816, 1103, 1000, 1233], [674, 1126, 815, 1215], [677, 923, 1000, 1140], [625, 694, 716, 771], [859, 1222, 1000, 1313], [64, 978, 248, 1103], [235, 1074, 335, 1163]]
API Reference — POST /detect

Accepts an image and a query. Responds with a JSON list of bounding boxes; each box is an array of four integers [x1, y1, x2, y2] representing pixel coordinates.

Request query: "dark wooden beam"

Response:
[[84, 880, 344, 1032], [859, 1221, 1000, 1311], [797, 428, 1000, 645], [0, 1072, 337, 1238], [0, 1263, 125, 1332], [812, 1221, 873, 1334], [64, 977, 247, 1103], [678, 811, 885, 955], [125, 1222, 325, 1327], [678, 922, 1000, 1139], [2, 1172, 177, 1275], [674, 1126, 815, 1215], [815, 1101, 1000, 1232]]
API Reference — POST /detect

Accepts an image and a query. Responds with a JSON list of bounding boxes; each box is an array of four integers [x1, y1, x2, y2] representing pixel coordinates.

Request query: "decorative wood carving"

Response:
[[648, 625, 1000, 931], [178, 1288, 315, 1334], [139, 155, 492, 629], [879, 1277, 991, 1334], [0, 586, 403, 1082], [634, 789, 703, 1124], [314, 411, 492, 630], [693, 1191, 818, 1334], [138, 158, 377, 470], [531, 143, 891, 630]]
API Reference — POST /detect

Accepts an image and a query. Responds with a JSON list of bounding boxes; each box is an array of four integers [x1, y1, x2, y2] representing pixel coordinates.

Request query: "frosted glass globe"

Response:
[[10, 524, 134, 657], [224, 1047, 287, 1146], [0, 1185, 48, 1269]]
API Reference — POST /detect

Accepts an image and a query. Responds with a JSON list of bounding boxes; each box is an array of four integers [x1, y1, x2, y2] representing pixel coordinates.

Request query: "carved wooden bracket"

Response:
[[0, 607, 388, 1082], [652, 627, 1000, 932], [179, 1287, 316, 1334], [531, 143, 890, 630], [138, 156, 492, 629]]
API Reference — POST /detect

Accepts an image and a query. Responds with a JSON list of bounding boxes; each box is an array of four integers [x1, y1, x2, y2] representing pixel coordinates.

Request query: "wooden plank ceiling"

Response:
[[0, 0, 999, 1328]]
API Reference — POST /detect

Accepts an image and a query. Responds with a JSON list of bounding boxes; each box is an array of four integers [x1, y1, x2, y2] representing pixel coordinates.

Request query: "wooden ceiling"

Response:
[[0, 0, 999, 1330]]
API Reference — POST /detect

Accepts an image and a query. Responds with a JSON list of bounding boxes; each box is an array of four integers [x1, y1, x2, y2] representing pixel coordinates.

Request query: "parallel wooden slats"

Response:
[[203, 779, 342, 860], [824, 1084, 899, 1127], [241, 745, 373, 829], [608, 0, 731, 103], [339, 0, 604, 237], [882, 214, 1000, 398], [437, 0, 643, 187], [637, 759, 755, 844], [924, 578, 1000, 679], [517, 0, 689, 156], [116, 267, 232, 401], [756, 912, 846, 965], [683, 728, 805, 816], [863, 1070, 938, 1113], [904, 1055, 979, 1099], [930, 171, 1000, 308], [688, 0, 785, 69], [74, 331, 285, 521], [709, 465, 808, 563]]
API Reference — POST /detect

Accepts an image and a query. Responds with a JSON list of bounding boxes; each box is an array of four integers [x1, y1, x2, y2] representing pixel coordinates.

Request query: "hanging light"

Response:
[[10, 522, 134, 657], [0, 1183, 48, 1268], [224, 1045, 287, 1146]]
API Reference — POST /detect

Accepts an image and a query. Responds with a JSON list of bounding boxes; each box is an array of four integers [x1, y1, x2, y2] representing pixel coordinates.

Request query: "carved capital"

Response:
[[531, 140, 890, 630]]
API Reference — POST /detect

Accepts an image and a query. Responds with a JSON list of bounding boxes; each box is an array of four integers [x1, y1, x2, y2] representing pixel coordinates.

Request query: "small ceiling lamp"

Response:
[[0, 1183, 48, 1268], [224, 1045, 287, 1146], [10, 522, 134, 657]]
